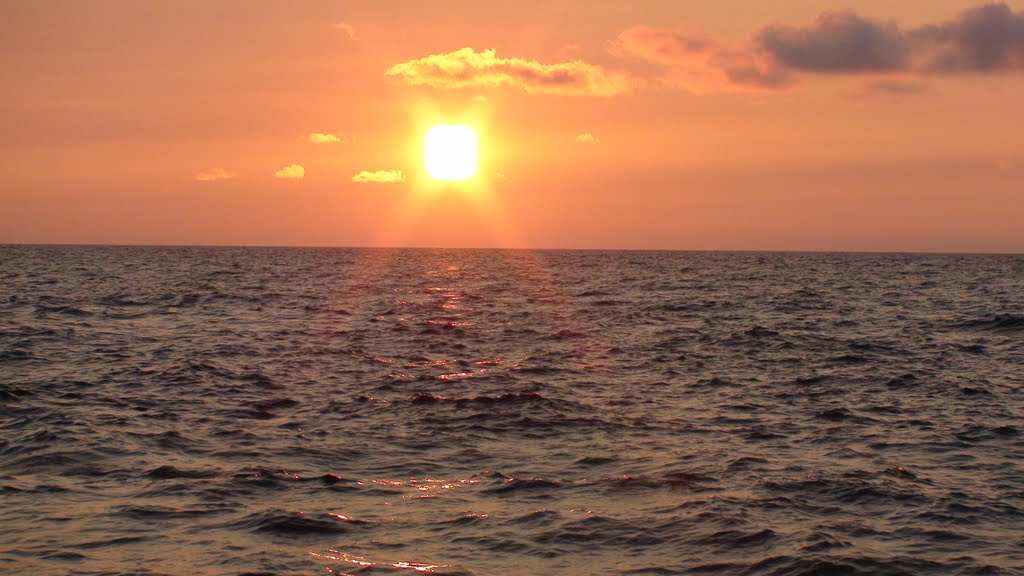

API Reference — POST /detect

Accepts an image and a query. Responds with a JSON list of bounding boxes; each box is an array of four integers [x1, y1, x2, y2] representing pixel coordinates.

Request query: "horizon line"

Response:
[[2, 242, 1021, 257]]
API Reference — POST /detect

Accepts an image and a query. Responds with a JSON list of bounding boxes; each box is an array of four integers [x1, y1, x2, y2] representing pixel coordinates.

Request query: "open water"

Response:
[[1, 246, 1023, 575]]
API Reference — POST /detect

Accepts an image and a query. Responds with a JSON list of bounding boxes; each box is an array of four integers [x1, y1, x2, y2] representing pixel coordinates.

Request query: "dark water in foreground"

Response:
[[1, 246, 1023, 575]]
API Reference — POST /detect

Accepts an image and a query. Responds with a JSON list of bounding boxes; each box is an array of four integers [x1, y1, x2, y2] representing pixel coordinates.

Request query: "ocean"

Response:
[[1, 245, 1022, 575]]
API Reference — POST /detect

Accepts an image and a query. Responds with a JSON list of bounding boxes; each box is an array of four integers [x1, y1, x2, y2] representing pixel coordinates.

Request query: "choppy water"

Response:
[[1, 246, 1023, 575]]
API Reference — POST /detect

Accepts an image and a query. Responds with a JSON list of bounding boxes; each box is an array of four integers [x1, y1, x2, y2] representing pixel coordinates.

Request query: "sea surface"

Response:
[[1, 246, 1023, 575]]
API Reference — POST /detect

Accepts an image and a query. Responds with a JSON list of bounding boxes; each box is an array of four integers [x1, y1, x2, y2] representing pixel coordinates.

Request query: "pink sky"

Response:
[[2, 0, 1023, 252]]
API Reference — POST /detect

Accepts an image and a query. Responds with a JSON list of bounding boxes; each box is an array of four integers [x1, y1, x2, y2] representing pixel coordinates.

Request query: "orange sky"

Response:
[[2, 0, 1023, 252]]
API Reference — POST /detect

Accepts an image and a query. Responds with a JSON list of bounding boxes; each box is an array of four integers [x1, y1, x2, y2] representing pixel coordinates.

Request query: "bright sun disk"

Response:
[[424, 125, 478, 181]]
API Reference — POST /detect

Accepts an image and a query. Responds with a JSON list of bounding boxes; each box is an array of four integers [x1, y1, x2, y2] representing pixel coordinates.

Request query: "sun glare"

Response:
[[424, 125, 478, 181]]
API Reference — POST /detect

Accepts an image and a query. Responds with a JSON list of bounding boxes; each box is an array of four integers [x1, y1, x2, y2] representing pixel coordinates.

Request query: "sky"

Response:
[[2, 0, 1023, 252]]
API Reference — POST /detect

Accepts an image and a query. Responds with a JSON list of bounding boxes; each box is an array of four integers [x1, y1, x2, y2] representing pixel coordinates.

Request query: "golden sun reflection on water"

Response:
[[361, 476, 480, 498], [312, 549, 447, 573]]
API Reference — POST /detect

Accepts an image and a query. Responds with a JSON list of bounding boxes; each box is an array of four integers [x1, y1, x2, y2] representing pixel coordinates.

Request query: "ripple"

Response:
[[2, 246, 1023, 575]]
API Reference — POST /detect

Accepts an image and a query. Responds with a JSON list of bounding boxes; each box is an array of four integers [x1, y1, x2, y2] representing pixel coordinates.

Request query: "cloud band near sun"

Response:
[[383, 5, 1022, 97], [385, 48, 631, 96], [352, 170, 405, 184]]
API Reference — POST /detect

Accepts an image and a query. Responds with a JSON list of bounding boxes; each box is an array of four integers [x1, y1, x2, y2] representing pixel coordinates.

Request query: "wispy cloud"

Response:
[[611, 26, 716, 68], [864, 79, 927, 95], [195, 168, 237, 182], [575, 132, 600, 144], [308, 132, 345, 144], [386, 48, 631, 97], [333, 21, 356, 39], [352, 169, 405, 184], [274, 164, 305, 180], [611, 27, 786, 92]]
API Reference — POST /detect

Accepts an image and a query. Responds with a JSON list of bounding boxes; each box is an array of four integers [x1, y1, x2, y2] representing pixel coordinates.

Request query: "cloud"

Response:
[[912, 3, 1024, 73], [352, 169, 405, 184], [755, 4, 1024, 75], [563, 43, 585, 57], [195, 168, 237, 182], [386, 47, 631, 96], [864, 78, 926, 95], [274, 164, 305, 179], [610, 3, 1024, 93], [333, 21, 356, 39], [611, 26, 787, 91], [612, 26, 716, 67], [308, 132, 345, 144], [575, 132, 600, 144], [757, 11, 911, 73]]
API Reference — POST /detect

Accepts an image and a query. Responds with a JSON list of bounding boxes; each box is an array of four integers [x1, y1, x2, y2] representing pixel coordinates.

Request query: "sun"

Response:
[[424, 125, 478, 181]]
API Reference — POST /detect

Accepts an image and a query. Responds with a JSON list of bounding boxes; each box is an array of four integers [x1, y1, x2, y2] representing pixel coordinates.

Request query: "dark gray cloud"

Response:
[[613, 2, 1024, 92], [713, 50, 791, 88], [757, 11, 911, 73], [912, 3, 1024, 73]]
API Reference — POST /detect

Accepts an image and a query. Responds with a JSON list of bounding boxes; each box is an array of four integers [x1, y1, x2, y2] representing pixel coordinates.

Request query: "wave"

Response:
[[409, 391, 551, 407], [955, 313, 1024, 332], [234, 509, 373, 536], [144, 465, 220, 480], [3, 247, 1024, 575], [483, 477, 562, 494], [33, 304, 93, 317]]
